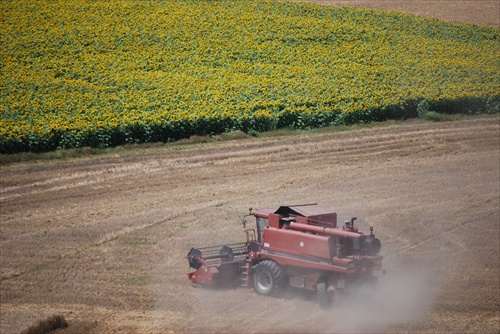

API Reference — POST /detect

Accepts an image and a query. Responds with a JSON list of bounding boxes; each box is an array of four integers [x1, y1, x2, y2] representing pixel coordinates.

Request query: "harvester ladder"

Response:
[[240, 259, 252, 287]]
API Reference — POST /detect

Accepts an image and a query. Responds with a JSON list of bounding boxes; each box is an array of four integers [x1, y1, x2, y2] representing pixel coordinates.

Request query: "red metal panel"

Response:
[[310, 213, 337, 227], [268, 213, 280, 228], [187, 267, 218, 285], [253, 208, 274, 218], [289, 272, 321, 290], [262, 228, 331, 259], [295, 214, 337, 227], [258, 251, 348, 273], [289, 222, 361, 238]]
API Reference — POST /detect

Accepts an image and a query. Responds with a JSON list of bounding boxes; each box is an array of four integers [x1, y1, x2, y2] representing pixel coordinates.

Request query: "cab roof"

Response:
[[254, 204, 335, 218], [274, 204, 334, 218]]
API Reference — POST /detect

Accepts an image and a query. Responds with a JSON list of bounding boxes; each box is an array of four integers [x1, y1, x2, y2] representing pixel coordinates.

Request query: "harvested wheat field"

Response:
[[1, 1, 499, 333], [1, 116, 499, 333]]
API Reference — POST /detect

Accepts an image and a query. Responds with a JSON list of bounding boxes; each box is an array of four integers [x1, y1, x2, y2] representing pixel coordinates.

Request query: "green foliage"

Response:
[[247, 129, 261, 137], [417, 100, 431, 118], [423, 111, 444, 121], [486, 96, 500, 114], [1, 0, 499, 153]]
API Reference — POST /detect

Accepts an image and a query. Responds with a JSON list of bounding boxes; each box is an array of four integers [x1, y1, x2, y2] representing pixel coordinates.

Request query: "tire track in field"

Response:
[[384, 203, 499, 259], [1, 120, 497, 204]]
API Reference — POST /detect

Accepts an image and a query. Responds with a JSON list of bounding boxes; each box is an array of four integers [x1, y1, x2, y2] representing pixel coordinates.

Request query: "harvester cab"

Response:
[[186, 203, 384, 308]]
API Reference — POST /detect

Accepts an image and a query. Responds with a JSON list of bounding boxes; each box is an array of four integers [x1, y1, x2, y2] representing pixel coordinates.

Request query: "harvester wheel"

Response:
[[316, 282, 333, 309], [253, 260, 283, 296]]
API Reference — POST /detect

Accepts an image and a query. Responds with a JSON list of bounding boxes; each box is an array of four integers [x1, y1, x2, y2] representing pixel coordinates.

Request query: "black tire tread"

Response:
[[253, 260, 284, 295], [316, 281, 332, 309]]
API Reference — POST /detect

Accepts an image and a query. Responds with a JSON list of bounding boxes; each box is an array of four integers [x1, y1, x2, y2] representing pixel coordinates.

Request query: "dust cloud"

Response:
[[323, 271, 434, 333], [177, 264, 435, 334]]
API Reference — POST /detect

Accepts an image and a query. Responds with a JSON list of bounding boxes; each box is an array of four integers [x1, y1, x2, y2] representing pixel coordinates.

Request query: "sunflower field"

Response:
[[1, 0, 499, 153]]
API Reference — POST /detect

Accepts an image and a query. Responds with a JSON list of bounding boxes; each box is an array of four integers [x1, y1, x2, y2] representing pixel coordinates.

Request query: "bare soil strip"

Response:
[[290, 0, 500, 26]]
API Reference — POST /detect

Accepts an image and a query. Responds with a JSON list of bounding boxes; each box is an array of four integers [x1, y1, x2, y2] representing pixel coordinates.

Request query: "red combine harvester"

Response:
[[186, 204, 383, 307]]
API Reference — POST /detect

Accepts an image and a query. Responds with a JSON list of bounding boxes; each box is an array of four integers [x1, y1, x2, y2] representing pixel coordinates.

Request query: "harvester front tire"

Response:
[[253, 260, 284, 296]]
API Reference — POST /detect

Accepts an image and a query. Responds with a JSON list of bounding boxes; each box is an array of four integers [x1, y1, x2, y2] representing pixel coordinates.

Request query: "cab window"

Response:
[[256, 217, 268, 243]]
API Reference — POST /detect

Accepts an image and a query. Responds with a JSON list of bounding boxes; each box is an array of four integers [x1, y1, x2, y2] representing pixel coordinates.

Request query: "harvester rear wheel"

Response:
[[253, 260, 283, 296], [316, 282, 333, 309]]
